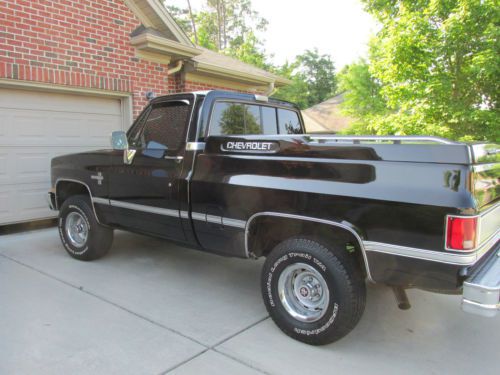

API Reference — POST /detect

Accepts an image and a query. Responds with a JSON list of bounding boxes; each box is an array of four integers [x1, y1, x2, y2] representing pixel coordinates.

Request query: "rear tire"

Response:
[[261, 237, 366, 345], [58, 195, 113, 261]]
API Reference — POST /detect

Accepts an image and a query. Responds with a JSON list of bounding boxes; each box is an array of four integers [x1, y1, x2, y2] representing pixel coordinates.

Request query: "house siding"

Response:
[[0, 0, 240, 119]]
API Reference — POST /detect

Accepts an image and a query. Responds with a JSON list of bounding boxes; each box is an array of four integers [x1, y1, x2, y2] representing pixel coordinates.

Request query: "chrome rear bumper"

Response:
[[462, 243, 500, 317]]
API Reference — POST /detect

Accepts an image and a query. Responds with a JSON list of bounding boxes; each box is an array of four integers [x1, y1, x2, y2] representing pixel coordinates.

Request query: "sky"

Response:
[[166, 0, 378, 70]]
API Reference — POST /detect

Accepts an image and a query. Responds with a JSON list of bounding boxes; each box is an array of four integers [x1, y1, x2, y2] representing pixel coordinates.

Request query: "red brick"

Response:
[[3, 0, 244, 119]]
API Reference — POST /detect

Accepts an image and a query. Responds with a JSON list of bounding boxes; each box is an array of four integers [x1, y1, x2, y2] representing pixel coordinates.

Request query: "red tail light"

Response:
[[446, 216, 478, 251]]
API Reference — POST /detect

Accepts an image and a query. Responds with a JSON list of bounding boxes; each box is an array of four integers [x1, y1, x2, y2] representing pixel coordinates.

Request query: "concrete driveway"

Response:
[[0, 228, 498, 375]]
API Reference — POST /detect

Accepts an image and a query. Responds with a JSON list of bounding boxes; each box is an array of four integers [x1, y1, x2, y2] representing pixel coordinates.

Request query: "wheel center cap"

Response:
[[299, 286, 309, 297]]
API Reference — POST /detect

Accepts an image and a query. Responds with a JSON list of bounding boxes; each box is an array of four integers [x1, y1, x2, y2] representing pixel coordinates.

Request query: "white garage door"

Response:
[[0, 88, 124, 225]]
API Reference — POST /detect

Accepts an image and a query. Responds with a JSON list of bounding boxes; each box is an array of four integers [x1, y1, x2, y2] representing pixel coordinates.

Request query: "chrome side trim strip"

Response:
[[364, 232, 499, 265], [186, 142, 206, 151], [189, 211, 246, 229], [180, 211, 189, 219], [108, 200, 180, 218], [222, 217, 246, 229], [191, 212, 206, 221], [55, 178, 103, 225], [245, 212, 374, 283], [92, 197, 110, 205], [364, 241, 475, 265], [206, 214, 222, 225], [309, 135, 458, 145]]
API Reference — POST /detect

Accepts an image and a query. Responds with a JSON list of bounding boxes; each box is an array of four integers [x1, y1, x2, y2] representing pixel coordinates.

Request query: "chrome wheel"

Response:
[[65, 211, 88, 248], [277, 262, 330, 322]]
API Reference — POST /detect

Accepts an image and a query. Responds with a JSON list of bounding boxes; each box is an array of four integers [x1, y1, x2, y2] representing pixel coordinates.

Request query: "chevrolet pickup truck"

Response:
[[48, 90, 500, 345]]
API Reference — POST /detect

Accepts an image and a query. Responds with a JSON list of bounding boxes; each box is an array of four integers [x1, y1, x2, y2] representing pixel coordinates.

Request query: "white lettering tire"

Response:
[[58, 195, 113, 261], [261, 237, 366, 345]]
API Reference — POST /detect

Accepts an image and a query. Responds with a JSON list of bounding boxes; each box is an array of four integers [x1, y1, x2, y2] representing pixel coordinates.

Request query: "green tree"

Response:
[[273, 49, 337, 109], [271, 60, 308, 108], [337, 60, 387, 133], [166, 5, 193, 37], [226, 31, 269, 69], [166, 1, 270, 69], [359, 0, 499, 141]]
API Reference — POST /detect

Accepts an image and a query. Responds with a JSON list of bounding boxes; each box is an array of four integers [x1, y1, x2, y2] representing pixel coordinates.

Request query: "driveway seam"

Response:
[[212, 348, 271, 375], [158, 348, 209, 375], [1, 252, 272, 375], [212, 315, 270, 348], [0, 253, 207, 348], [162, 316, 271, 374]]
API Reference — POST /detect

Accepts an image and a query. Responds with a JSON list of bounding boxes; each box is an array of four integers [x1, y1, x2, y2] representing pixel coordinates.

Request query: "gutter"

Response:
[[266, 82, 276, 96], [167, 60, 184, 75]]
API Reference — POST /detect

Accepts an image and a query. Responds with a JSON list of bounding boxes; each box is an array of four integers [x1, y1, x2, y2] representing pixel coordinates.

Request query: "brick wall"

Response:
[[0, 0, 238, 119]]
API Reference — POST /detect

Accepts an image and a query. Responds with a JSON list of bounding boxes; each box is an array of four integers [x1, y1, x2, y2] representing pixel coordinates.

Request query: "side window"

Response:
[[139, 101, 191, 151], [278, 109, 302, 134], [210, 102, 278, 135], [127, 106, 150, 148]]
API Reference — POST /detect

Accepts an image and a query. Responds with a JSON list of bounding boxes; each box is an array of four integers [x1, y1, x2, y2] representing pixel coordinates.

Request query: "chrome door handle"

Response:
[[164, 155, 184, 163]]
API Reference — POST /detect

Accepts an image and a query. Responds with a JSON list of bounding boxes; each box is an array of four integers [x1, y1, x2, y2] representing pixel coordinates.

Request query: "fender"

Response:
[[245, 211, 374, 282], [55, 178, 105, 225]]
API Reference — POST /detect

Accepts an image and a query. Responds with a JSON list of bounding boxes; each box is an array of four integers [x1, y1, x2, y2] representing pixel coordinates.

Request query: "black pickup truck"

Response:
[[48, 90, 499, 345]]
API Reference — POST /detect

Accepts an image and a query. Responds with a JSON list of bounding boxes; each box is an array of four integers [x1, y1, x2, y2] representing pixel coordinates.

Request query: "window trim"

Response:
[[127, 105, 151, 148]]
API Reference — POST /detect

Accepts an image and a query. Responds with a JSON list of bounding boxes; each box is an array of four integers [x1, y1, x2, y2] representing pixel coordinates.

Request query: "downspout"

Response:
[[265, 81, 276, 96], [167, 60, 184, 75]]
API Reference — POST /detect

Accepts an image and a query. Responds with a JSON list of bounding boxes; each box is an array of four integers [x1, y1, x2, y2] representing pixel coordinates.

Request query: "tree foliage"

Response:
[[167, 0, 268, 64], [219, 103, 260, 134], [273, 49, 337, 109], [337, 60, 387, 134], [343, 0, 499, 141], [166, 1, 337, 108]]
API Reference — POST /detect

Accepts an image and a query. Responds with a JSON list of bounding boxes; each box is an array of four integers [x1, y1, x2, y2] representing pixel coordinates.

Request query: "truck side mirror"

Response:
[[111, 131, 129, 150]]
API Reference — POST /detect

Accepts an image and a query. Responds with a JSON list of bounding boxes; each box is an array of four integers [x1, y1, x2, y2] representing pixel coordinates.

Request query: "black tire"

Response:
[[58, 195, 113, 261], [261, 237, 366, 345]]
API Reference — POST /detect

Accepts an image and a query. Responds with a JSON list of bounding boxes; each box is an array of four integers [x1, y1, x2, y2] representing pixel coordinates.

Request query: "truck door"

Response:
[[107, 95, 193, 241]]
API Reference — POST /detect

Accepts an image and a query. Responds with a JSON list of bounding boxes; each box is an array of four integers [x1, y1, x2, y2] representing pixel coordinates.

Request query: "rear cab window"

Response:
[[210, 101, 303, 136], [277, 108, 302, 134]]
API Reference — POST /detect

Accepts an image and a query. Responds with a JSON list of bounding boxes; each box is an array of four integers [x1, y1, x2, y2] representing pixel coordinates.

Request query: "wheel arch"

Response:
[[245, 212, 374, 282], [55, 179, 103, 224]]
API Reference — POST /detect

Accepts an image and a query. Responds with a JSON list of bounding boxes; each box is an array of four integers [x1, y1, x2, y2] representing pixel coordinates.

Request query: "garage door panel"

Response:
[[14, 112, 47, 138], [70, 114, 120, 144], [0, 113, 6, 137], [0, 148, 53, 186], [0, 152, 7, 182], [0, 183, 55, 224], [16, 152, 50, 184], [0, 146, 112, 186], [0, 89, 122, 115], [0, 189, 9, 217], [0, 88, 125, 224], [0, 109, 121, 147]]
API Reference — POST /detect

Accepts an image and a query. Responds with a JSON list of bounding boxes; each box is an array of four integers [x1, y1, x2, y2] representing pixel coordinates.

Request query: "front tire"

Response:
[[58, 195, 113, 261], [261, 237, 366, 345]]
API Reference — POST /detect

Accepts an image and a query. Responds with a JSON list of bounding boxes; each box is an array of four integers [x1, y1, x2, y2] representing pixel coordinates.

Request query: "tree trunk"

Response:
[[186, 0, 198, 44], [222, 1, 227, 49], [216, 0, 222, 51]]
